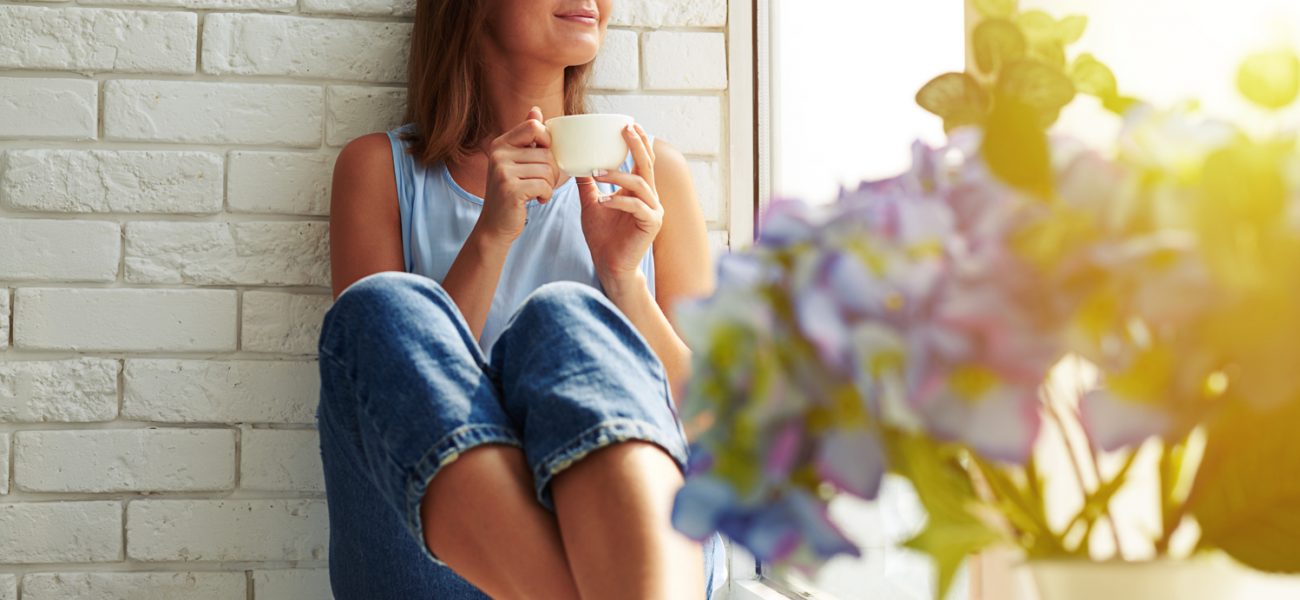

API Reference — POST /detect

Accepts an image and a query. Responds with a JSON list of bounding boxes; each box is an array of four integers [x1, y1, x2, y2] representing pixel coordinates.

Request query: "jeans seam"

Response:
[[530, 417, 689, 511]]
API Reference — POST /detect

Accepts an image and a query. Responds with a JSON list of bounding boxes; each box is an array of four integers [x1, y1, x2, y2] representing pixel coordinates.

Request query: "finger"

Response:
[[575, 176, 603, 208], [506, 163, 558, 187], [501, 111, 551, 149], [634, 123, 655, 164], [597, 193, 662, 228], [501, 147, 558, 166], [594, 171, 660, 210], [622, 123, 655, 183], [516, 178, 554, 204]]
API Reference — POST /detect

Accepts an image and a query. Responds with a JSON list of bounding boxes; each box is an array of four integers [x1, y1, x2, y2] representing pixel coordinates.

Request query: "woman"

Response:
[[315, 0, 724, 598]]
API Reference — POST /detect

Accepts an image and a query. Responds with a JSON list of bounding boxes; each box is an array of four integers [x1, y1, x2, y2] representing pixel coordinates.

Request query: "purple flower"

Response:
[[1079, 388, 1171, 452], [815, 428, 886, 500], [912, 366, 1043, 464], [758, 198, 824, 248], [671, 477, 859, 564]]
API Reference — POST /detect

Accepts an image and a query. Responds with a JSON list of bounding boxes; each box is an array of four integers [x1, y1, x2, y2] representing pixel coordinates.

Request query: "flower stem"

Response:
[[1155, 439, 1189, 556], [1044, 398, 1127, 560]]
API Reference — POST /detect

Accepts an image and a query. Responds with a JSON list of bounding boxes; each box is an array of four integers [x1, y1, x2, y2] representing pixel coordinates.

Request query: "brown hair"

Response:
[[400, 1, 594, 167]]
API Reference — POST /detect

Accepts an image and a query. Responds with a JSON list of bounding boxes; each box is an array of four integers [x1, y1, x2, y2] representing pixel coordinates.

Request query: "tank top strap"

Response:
[[386, 124, 418, 273]]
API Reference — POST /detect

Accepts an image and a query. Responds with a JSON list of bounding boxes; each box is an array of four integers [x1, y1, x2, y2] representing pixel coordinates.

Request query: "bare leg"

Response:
[[550, 441, 706, 600], [421, 444, 581, 599]]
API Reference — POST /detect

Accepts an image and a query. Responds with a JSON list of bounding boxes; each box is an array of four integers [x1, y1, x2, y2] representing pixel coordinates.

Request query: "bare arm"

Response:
[[328, 133, 406, 299], [603, 139, 715, 406], [327, 133, 509, 339]]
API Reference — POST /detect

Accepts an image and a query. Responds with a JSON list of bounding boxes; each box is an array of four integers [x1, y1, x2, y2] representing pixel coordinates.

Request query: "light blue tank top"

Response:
[[386, 122, 656, 356]]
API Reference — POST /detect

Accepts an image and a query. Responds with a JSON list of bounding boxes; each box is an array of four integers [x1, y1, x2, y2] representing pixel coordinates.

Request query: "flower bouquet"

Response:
[[670, 2, 1300, 598]]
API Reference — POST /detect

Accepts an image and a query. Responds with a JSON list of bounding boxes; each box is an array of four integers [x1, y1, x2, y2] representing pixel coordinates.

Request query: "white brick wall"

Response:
[[23, 572, 246, 600], [0, 0, 730, 594], [14, 429, 237, 492], [127, 499, 328, 561]]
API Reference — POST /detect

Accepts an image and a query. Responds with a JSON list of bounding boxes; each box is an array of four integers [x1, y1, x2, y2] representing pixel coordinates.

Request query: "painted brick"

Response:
[[104, 80, 322, 146], [0, 502, 121, 563], [253, 570, 332, 600], [0, 358, 118, 422], [325, 85, 406, 147], [14, 288, 237, 352], [240, 428, 324, 492], [91, 0, 293, 10], [0, 434, 8, 495], [242, 292, 331, 355], [0, 219, 120, 281], [0, 77, 97, 140], [0, 6, 196, 74], [1, 150, 223, 214], [202, 14, 409, 83], [0, 574, 10, 600], [591, 29, 638, 91], [123, 360, 319, 424], [127, 499, 328, 561], [689, 159, 723, 222], [0, 289, 8, 350], [611, 0, 727, 27], [644, 31, 728, 90], [125, 222, 330, 287], [301, 0, 413, 17], [227, 151, 334, 216], [22, 572, 246, 600], [15, 429, 235, 493], [591, 94, 722, 155]]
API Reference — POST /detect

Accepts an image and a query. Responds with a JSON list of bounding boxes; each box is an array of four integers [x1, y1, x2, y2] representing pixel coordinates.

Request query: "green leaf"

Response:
[[982, 93, 1054, 199], [887, 433, 1002, 600], [973, 0, 1018, 19], [1237, 49, 1300, 110], [905, 516, 1002, 600], [1015, 10, 1057, 41], [1102, 94, 1140, 115], [1027, 40, 1067, 68], [1057, 15, 1088, 44], [973, 19, 1028, 75], [997, 60, 1077, 127], [916, 72, 991, 132], [1071, 53, 1118, 98], [1188, 399, 1300, 573]]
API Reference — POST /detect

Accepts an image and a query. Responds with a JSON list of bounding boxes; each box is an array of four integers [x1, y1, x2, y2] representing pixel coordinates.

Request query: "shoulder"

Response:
[[334, 131, 396, 181], [649, 138, 691, 190], [330, 131, 401, 233]]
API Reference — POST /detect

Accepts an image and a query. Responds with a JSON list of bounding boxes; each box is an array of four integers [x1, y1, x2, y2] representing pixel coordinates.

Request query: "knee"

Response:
[[319, 271, 459, 355], [514, 280, 611, 325]]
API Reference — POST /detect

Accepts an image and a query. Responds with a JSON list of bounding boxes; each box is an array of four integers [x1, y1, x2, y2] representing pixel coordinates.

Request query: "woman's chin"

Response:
[[549, 37, 601, 61]]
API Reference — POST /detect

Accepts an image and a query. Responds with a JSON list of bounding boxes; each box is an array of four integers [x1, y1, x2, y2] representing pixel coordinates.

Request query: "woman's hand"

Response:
[[476, 106, 561, 246], [577, 122, 663, 289]]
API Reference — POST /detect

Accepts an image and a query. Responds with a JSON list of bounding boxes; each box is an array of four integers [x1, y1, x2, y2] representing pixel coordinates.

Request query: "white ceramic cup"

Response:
[[545, 113, 635, 177]]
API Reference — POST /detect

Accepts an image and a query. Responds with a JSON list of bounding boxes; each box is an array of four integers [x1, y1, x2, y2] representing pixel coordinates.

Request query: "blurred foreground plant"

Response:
[[670, 2, 1300, 598]]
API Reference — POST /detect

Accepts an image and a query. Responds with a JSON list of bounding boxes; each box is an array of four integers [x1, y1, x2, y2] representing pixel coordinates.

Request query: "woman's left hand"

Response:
[[577, 122, 663, 289]]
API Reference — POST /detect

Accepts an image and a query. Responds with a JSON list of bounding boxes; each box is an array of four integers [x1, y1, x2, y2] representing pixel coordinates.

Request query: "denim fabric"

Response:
[[316, 271, 725, 599]]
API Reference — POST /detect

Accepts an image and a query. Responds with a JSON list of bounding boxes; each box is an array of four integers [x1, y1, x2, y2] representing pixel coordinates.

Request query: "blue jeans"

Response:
[[316, 271, 725, 598]]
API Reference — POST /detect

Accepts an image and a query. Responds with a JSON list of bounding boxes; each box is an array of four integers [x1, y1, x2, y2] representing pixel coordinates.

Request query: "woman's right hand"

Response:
[[476, 106, 560, 246]]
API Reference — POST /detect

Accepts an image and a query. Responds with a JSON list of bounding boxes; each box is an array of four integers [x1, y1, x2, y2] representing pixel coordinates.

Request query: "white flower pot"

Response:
[[1027, 559, 1237, 600], [1018, 558, 1300, 600]]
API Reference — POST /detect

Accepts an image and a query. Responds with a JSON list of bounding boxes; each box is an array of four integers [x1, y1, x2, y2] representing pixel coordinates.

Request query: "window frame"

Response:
[[726, 0, 982, 598]]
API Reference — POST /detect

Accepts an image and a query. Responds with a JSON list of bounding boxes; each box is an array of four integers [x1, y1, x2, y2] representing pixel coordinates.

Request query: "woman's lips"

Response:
[[556, 13, 598, 26]]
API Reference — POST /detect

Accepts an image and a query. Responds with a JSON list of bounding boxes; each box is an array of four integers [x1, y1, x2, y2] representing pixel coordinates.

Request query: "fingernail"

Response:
[[598, 194, 611, 203], [625, 124, 635, 133], [592, 169, 608, 177]]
